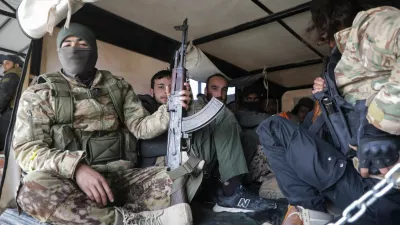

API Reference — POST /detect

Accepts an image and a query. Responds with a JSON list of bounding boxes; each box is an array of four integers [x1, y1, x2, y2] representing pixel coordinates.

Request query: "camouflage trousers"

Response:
[[246, 145, 270, 183], [246, 146, 284, 200], [16, 160, 172, 225]]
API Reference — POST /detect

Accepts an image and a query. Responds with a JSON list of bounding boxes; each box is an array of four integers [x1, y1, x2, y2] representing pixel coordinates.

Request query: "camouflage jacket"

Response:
[[13, 70, 169, 178], [334, 6, 400, 135]]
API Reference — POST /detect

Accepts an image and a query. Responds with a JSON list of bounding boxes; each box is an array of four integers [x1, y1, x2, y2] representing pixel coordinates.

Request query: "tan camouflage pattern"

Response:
[[334, 6, 400, 135], [246, 145, 270, 183], [259, 173, 284, 200], [13, 70, 169, 178], [17, 161, 172, 225]]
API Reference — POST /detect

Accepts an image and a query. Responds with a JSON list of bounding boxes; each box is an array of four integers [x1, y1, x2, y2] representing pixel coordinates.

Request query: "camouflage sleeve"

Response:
[[122, 81, 169, 139], [365, 9, 400, 135], [0, 73, 20, 112], [13, 86, 85, 178]]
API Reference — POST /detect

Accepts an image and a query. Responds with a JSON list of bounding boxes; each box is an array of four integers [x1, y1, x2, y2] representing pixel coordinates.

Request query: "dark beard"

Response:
[[207, 93, 225, 104]]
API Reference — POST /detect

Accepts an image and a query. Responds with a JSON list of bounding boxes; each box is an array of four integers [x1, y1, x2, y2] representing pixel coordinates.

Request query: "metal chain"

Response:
[[327, 163, 400, 225]]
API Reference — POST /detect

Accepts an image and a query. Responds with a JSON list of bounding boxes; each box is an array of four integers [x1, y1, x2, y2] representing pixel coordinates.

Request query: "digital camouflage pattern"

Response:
[[249, 146, 283, 200], [334, 6, 400, 135], [17, 161, 172, 225], [234, 109, 270, 182], [259, 173, 284, 200], [13, 70, 169, 179], [246, 145, 270, 183], [13, 70, 172, 224]]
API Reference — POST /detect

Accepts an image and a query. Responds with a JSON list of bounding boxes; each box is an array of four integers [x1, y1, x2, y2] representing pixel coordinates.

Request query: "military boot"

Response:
[[114, 203, 193, 225], [282, 205, 333, 225]]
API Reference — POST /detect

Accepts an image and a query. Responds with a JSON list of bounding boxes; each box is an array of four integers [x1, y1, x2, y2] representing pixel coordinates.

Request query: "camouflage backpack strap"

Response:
[[99, 70, 124, 122], [37, 73, 73, 124]]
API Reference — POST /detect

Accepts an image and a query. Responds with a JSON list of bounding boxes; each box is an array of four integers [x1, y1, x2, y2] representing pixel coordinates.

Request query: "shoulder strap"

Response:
[[38, 73, 73, 125], [318, 47, 352, 110], [100, 70, 125, 123], [313, 47, 354, 155]]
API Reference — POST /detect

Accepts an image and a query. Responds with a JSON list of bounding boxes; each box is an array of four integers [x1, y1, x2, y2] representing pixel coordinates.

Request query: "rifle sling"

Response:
[[171, 176, 188, 195], [167, 156, 203, 180], [168, 155, 204, 197], [170, 171, 204, 203]]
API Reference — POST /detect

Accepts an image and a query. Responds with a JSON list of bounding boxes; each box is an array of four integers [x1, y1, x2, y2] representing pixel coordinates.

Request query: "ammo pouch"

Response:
[[50, 124, 137, 165], [41, 71, 138, 166]]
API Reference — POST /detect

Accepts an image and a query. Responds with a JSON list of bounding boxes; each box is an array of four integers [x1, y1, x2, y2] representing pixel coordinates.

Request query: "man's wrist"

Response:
[[73, 160, 87, 180]]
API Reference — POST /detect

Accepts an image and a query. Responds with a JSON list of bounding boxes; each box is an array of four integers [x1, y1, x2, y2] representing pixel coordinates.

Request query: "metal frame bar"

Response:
[[250, 59, 323, 74], [250, 0, 323, 58], [30, 39, 43, 75], [285, 84, 313, 91], [0, 9, 15, 18], [19, 44, 30, 53], [197, 81, 202, 96], [193, 2, 310, 45], [0, 0, 16, 13], [0, 41, 32, 200], [0, 47, 27, 57], [0, 17, 10, 31]]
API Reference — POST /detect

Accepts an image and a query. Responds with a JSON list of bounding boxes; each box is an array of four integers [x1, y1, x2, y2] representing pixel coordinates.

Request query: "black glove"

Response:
[[358, 123, 400, 171]]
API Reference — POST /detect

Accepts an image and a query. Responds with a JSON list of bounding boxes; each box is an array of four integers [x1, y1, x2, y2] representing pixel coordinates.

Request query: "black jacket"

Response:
[[0, 68, 21, 113], [137, 94, 162, 114]]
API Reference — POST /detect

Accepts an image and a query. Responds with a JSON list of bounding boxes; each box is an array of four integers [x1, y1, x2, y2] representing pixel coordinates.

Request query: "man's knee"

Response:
[[257, 116, 295, 135], [17, 171, 76, 222], [257, 116, 298, 152]]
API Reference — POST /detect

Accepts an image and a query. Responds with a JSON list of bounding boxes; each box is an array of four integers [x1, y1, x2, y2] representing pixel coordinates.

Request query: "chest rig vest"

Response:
[[38, 71, 137, 166]]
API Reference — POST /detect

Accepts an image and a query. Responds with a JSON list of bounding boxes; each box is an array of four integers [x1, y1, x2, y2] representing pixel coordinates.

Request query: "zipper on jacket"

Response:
[[27, 110, 35, 141]]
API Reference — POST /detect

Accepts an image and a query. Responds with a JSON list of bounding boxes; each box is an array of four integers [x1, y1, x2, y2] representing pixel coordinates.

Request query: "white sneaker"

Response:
[[115, 203, 193, 225]]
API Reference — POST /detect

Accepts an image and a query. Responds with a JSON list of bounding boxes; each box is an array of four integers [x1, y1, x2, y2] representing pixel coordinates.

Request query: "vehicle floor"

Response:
[[0, 200, 286, 225], [0, 182, 287, 225]]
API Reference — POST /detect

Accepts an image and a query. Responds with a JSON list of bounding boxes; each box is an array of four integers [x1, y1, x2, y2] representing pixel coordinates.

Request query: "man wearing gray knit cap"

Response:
[[13, 23, 193, 225]]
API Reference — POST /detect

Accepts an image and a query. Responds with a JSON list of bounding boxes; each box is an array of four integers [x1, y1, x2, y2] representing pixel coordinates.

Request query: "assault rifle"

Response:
[[167, 19, 225, 205]]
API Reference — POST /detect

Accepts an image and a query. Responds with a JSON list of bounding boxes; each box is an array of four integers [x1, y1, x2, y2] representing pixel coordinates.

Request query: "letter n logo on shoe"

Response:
[[237, 198, 250, 208]]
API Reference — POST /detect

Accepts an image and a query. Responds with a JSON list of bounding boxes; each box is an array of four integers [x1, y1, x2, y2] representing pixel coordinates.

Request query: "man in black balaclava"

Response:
[[241, 91, 262, 112], [13, 23, 193, 225], [56, 22, 98, 86], [234, 91, 270, 184]]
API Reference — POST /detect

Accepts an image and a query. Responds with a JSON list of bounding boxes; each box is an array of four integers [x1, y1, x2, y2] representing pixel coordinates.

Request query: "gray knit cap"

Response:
[[56, 23, 97, 50]]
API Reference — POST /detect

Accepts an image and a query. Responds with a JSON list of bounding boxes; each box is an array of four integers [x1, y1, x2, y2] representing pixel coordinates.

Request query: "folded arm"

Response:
[[13, 87, 85, 178]]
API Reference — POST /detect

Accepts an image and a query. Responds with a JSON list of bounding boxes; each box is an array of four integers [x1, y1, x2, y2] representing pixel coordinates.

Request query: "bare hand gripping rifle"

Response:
[[167, 19, 225, 205]]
